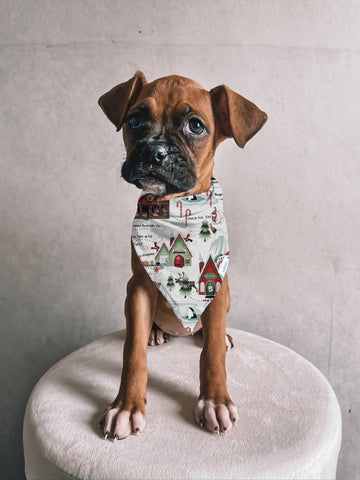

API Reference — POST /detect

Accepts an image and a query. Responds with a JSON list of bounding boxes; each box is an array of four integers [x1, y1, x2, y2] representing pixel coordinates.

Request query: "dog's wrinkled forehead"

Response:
[[132, 76, 214, 127]]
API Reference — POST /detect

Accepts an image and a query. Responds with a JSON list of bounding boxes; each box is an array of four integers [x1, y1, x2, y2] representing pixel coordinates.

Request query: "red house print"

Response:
[[198, 256, 222, 297], [135, 194, 170, 220]]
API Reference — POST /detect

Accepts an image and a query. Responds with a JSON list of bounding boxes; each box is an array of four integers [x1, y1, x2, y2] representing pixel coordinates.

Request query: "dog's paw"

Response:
[[225, 333, 234, 351], [148, 325, 169, 346], [99, 407, 146, 441], [194, 399, 238, 434]]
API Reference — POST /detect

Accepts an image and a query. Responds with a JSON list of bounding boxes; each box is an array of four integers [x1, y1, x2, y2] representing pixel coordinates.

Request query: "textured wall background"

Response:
[[1, 1, 359, 479]]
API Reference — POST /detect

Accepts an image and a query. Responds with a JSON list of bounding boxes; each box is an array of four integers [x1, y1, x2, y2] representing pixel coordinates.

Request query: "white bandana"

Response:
[[131, 178, 229, 333]]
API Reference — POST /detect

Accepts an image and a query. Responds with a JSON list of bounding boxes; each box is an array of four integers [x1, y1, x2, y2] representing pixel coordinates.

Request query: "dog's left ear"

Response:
[[210, 85, 267, 148], [98, 71, 147, 131]]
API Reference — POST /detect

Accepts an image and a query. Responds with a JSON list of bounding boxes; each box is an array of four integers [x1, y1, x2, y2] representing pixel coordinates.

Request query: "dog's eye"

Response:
[[187, 118, 205, 135], [127, 113, 144, 129]]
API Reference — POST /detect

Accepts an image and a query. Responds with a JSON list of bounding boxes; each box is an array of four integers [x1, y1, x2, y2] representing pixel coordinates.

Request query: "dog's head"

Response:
[[99, 72, 267, 197]]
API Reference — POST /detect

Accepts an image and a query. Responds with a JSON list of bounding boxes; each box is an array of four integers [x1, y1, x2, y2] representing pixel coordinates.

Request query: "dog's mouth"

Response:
[[132, 169, 195, 197], [134, 174, 173, 197], [121, 141, 197, 197]]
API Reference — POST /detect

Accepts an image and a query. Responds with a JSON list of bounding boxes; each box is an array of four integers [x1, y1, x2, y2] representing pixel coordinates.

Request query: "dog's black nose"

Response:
[[146, 142, 168, 164]]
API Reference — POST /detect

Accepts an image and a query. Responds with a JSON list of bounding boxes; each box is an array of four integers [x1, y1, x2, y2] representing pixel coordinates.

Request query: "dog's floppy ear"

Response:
[[98, 71, 147, 131], [210, 85, 267, 148]]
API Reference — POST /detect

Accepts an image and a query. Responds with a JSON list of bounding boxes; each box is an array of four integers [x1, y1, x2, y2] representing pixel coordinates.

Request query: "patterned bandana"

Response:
[[131, 177, 229, 333]]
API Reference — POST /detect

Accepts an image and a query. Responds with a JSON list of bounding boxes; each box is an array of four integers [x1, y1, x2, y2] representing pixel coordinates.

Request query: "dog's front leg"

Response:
[[196, 274, 239, 434], [102, 263, 157, 440]]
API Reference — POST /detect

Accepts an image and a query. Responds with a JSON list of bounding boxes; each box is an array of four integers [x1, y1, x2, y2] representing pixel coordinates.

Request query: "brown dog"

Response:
[[98, 72, 267, 439]]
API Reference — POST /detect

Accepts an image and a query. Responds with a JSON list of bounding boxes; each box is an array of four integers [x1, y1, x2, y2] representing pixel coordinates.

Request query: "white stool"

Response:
[[23, 329, 342, 479]]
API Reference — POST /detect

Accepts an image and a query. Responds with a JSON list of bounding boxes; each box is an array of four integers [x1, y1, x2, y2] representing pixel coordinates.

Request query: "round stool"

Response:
[[23, 329, 342, 479]]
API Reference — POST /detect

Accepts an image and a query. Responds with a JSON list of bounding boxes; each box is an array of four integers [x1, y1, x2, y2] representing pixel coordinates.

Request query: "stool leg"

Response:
[[196, 274, 239, 434]]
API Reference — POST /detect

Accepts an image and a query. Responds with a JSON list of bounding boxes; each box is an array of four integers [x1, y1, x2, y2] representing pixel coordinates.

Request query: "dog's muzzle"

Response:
[[121, 140, 197, 196]]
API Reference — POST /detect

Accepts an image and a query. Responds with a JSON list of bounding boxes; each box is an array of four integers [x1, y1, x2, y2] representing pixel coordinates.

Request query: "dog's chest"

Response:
[[131, 178, 230, 333]]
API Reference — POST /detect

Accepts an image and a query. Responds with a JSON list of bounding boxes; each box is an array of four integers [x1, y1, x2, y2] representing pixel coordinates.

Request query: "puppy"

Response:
[[98, 72, 267, 439]]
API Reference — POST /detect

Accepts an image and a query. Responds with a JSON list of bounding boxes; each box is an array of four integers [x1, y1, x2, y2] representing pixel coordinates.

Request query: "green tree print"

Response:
[[199, 220, 211, 241], [179, 276, 192, 298], [167, 275, 175, 290]]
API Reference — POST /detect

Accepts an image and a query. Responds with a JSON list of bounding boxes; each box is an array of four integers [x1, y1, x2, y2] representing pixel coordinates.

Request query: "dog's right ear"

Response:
[[98, 71, 147, 131]]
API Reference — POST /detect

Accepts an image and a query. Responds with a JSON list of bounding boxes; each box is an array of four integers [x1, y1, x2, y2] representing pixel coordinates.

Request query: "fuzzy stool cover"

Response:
[[23, 329, 342, 479]]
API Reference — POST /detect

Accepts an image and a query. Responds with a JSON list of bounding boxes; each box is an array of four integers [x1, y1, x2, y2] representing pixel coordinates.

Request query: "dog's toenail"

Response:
[[104, 430, 109, 440], [223, 426, 227, 431], [214, 426, 219, 434]]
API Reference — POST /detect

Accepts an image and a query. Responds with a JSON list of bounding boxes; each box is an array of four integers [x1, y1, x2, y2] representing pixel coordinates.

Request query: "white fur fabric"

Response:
[[23, 329, 342, 479]]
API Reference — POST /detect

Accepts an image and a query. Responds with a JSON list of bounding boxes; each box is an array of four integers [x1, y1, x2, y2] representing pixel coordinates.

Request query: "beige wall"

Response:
[[1, 1, 359, 478]]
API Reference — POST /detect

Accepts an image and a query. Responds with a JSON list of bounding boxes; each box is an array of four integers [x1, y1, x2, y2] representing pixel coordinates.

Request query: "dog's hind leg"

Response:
[[225, 333, 233, 351], [148, 323, 170, 346]]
